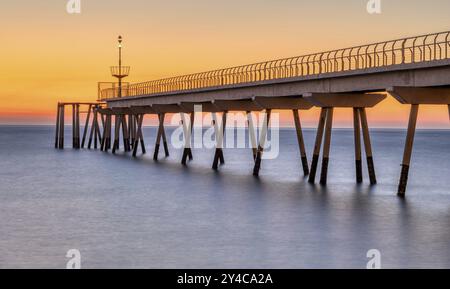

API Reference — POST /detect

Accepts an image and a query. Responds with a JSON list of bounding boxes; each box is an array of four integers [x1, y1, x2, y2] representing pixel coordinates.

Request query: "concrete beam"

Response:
[[303, 93, 386, 108], [111, 107, 133, 115], [253, 96, 313, 110], [180, 101, 222, 113], [387, 86, 450, 104], [129, 105, 157, 115], [97, 108, 114, 115], [153, 104, 189, 114], [213, 99, 264, 112]]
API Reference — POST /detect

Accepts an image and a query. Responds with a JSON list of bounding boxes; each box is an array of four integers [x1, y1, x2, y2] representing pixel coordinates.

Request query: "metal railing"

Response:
[[99, 31, 450, 100], [110, 66, 130, 78]]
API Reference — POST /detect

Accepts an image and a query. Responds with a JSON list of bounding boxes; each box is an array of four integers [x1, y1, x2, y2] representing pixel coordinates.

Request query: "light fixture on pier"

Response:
[[110, 35, 130, 98]]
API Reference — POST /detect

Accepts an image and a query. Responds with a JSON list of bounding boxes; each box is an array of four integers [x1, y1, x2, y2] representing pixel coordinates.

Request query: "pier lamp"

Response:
[[111, 35, 130, 98]]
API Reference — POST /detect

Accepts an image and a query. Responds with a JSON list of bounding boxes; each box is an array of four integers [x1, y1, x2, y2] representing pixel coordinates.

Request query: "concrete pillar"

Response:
[[353, 108, 363, 183], [76, 104, 80, 149], [398, 104, 419, 196], [448, 104, 450, 122], [101, 114, 107, 151], [247, 111, 257, 160], [72, 105, 76, 149], [293, 109, 309, 176], [95, 110, 102, 149], [181, 113, 192, 165], [138, 115, 146, 155], [189, 112, 195, 160], [161, 115, 170, 157], [55, 104, 60, 149], [112, 115, 120, 154], [253, 109, 272, 176], [129, 114, 135, 149], [107, 115, 112, 150], [212, 112, 227, 170], [154, 113, 168, 160], [121, 115, 130, 152], [59, 105, 65, 149], [100, 114, 105, 144], [133, 114, 146, 157], [360, 108, 377, 185], [308, 108, 327, 183], [88, 108, 96, 149], [81, 104, 92, 148], [102, 115, 108, 151], [319, 108, 334, 185], [93, 109, 101, 149], [102, 114, 111, 152]]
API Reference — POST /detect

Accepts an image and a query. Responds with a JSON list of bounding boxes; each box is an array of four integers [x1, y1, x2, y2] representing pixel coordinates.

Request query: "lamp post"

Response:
[[111, 35, 130, 98]]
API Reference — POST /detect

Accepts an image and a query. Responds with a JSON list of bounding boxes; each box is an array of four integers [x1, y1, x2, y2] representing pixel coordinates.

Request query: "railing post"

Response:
[[401, 40, 406, 64]]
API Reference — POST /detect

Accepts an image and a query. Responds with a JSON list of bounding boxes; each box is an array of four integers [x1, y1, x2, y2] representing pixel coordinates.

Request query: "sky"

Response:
[[1, 0, 450, 128]]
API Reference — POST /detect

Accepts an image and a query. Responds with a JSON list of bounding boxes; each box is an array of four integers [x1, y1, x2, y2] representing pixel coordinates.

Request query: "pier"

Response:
[[56, 31, 450, 196]]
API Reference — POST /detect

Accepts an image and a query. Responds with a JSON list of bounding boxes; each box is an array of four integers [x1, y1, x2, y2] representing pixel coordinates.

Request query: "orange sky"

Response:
[[1, 0, 450, 128]]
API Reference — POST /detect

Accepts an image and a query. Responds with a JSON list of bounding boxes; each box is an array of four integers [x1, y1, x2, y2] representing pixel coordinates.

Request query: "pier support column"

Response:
[[189, 112, 195, 161], [55, 103, 61, 149], [253, 109, 272, 176], [387, 86, 450, 195], [88, 107, 96, 149], [305, 92, 385, 185], [107, 115, 112, 151], [121, 115, 130, 152], [59, 104, 65, 149], [81, 104, 92, 148], [353, 108, 363, 183], [132, 114, 146, 157], [212, 112, 227, 170], [308, 108, 327, 183], [181, 113, 193, 165], [398, 104, 419, 196], [95, 109, 102, 149], [129, 114, 135, 150], [112, 115, 121, 154], [161, 116, 170, 157], [319, 108, 334, 185], [448, 104, 450, 122], [100, 113, 106, 147], [100, 114, 108, 151], [100, 114, 106, 151], [88, 107, 102, 150], [360, 108, 377, 185], [101, 114, 112, 152], [293, 109, 309, 176], [247, 111, 258, 160], [70, 104, 80, 149], [154, 113, 169, 160], [72, 104, 76, 148], [76, 104, 80, 149], [138, 115, 146, 154]]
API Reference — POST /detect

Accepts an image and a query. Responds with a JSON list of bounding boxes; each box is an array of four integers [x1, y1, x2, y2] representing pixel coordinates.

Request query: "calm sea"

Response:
[[0, 125, 449, 268]]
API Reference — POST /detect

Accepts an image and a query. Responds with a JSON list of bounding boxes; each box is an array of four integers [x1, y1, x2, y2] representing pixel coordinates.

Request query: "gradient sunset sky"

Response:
[[1, 0, 450, 127]]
